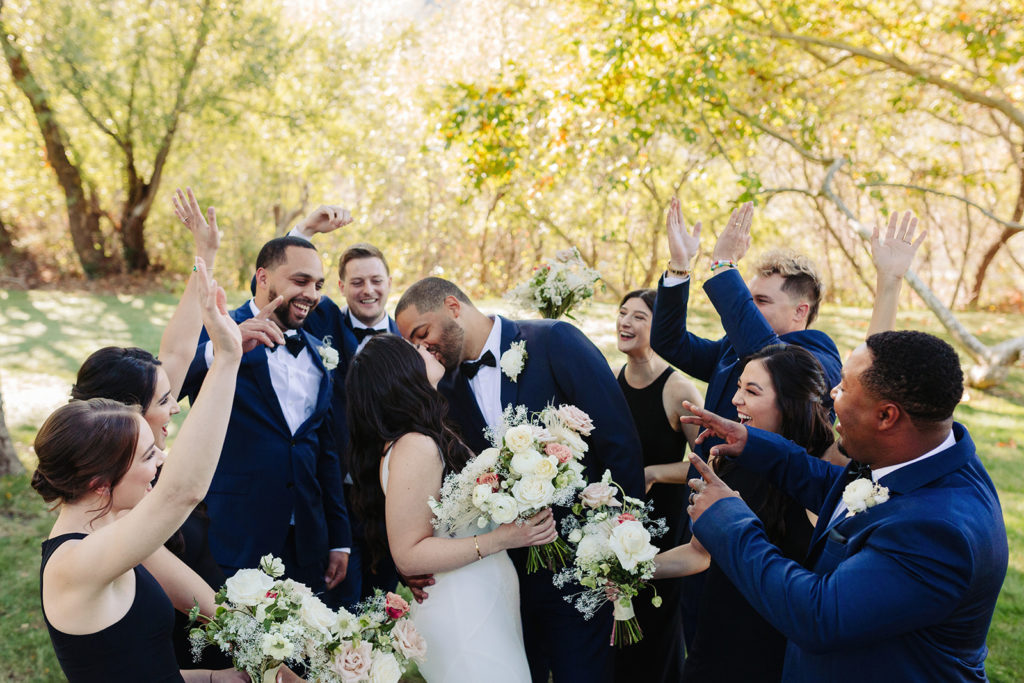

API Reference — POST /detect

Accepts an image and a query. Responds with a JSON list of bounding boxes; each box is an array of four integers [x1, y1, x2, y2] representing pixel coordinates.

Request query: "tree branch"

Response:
[[861, 181, 1024, 232]]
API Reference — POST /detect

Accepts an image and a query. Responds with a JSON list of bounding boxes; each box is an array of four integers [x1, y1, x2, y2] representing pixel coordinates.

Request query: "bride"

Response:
[[346, 334, 556, 683]]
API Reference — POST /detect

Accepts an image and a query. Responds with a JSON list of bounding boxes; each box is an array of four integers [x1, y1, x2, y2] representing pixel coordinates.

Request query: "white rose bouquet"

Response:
[[188, 555, 338, 682], [428, 404, 591, 573], [505, 247, 602, 320], [322, 590, 426, 683], [553, 471, 668, 647]]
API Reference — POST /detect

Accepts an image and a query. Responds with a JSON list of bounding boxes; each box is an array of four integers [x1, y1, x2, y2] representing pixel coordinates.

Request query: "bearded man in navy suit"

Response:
[[395, 277, 644, 683], [182, 236, 351, 595], [683, 330, 1007, 682]]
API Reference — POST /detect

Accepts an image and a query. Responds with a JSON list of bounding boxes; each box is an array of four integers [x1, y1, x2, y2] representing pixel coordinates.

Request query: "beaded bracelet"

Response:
[[666, 261, 691, 278], [709, 259, 737, 273]]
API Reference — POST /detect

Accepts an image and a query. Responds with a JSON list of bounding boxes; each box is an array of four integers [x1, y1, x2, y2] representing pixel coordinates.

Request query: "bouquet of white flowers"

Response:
[[429, 404, 592, 573], [505, 247, 601, 320], [324, 590, 427, 683], [188, 555, 340, 682], [553, 471, 667, 647], [189, 557, 426, 682]]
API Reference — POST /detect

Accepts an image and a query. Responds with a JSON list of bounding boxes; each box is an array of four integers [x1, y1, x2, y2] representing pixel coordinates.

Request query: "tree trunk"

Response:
[[0, 213, 40, 284], [0, 377, 24, 477], [0, 9, 120, 278], [120, 175, 154, 272], [967, 164, 1024, 307]]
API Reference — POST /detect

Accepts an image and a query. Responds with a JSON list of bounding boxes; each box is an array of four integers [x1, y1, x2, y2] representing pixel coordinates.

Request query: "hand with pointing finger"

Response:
[[238, 296, 286, 353], [679, 400, 748, 459], [685, 453, 741, 525]]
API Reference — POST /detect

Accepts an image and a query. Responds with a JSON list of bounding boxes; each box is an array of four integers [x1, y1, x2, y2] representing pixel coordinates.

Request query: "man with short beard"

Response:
[[181, 236, 351, 597], [395, 277, 643, 683]]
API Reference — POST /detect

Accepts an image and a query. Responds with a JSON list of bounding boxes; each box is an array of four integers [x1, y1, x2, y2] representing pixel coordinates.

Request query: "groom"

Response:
[[181, 236, 351, 595], [396, 277, 644, 683], [684, 331, 1008, 681]]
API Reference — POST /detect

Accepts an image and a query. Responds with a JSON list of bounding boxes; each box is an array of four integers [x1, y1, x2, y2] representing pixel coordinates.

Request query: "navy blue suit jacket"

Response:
[[304, 295, 399, 472], [651, 269, 842, 457], [693, 423, 1007, 681], [181, 303, 351, 570]]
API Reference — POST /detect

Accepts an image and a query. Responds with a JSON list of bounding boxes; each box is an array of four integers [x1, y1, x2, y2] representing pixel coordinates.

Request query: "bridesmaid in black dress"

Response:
[[31, 263, 247, 682], [612, 289, 702, 683], [653, 344, 837, 682]]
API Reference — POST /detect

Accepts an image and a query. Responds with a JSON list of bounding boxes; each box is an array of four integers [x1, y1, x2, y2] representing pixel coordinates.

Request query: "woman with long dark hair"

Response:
[[654, 343, 835, 682], [346, 334, 556, 683], [32, 265, 247, 682]]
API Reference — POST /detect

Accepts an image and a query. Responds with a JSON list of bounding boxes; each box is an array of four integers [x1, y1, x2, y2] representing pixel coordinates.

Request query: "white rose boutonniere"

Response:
[[841, 478, 890, 517], [500, 340, 527, 382], [317, 336, 340, 371]]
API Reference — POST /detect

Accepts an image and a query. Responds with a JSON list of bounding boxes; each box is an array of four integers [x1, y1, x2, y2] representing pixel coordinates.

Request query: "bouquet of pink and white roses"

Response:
[[429, 404, 592, 572], [189, 556, 426, 682], [323, 590, 427, 683], [553, 471, 667, 647]]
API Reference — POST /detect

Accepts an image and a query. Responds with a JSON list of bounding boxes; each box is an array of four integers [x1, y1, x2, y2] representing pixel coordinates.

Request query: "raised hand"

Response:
[[710, 201, 753, 264], [665, 197, 702, 270], [172, 187, 221, 266], [679, 400, 748, 458], [294, 205, 353, 239], [238, 296, 286, 353], [195, 258, 242, 362], [686, 453, 741, 524], [871, 210, 926, 282]]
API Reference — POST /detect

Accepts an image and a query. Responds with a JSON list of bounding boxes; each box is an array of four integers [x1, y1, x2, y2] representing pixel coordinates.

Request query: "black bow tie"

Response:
[[352, 327, 386, 343], [846, 460, 872, 483], [461, 350, 496, 379], [284, 334, 306, 357]]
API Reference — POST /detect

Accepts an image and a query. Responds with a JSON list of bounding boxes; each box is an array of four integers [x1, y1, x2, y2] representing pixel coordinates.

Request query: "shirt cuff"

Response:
[[202, 340, 214, 367], [330, 548, 351, 554], [663, 273, 690, 286], [288, 226, 312, 242]]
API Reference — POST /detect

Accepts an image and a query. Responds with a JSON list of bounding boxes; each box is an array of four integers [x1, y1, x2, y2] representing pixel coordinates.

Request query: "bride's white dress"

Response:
[[381, 449, 531, 683]]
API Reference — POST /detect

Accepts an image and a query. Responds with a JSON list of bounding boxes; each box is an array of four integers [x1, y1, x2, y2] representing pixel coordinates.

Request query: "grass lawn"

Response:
[[1, 286, 1022, 681]]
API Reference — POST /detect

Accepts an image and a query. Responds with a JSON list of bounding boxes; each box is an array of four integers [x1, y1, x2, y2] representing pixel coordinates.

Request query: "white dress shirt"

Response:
[[349, 310, 390, 355], [469, 316, 504, 429], [829, 429, 955, 524]]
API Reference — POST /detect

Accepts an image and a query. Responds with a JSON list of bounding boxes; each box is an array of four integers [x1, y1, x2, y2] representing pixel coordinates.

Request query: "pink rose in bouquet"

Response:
[[330, 640, 373, 683], [476, 471, 501, 492], [391, 619, 428, 661], [556, 405, 594, 436], [385, 592, 410, 619], [545, 443, 574, 464], [617, 513, 637, 524], [580, 482, 621, 509]]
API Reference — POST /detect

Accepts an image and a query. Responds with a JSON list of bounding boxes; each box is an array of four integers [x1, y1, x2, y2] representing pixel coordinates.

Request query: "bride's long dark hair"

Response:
[[346, 334, 472, 571]]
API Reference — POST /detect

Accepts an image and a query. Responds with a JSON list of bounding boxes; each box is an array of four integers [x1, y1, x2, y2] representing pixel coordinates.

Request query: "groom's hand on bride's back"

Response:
[[400, 573, 436, 603]]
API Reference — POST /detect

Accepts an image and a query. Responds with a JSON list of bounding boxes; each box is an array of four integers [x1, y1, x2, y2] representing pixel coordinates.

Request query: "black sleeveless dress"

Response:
[[40, 533, 184, 682], [614, 367, 688, 683]]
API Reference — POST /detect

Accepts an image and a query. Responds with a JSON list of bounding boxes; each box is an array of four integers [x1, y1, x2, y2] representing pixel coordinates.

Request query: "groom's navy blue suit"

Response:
[[440, 316, 644, 683], [303, 295, 401, 603], [181, 303, 351, 582], [694, 423, 1007, 681]]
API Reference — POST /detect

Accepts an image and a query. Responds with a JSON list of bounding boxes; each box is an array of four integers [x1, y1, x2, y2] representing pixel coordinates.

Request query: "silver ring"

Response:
[[688, 492, 696, 505]]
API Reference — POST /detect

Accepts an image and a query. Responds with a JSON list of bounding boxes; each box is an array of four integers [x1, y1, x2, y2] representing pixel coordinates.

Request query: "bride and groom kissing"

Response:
[[344, 276, 644, 683]]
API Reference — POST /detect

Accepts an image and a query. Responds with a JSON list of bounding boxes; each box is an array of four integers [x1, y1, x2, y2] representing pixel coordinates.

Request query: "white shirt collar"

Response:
[[348, 309, 389, 332], [872, 429, 956, 481], [473, 316, 501, 362]]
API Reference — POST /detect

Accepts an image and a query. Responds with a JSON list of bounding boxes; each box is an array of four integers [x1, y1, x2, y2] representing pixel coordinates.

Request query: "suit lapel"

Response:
[[497, 316, 521, 410], [242, 345, 291, 432]]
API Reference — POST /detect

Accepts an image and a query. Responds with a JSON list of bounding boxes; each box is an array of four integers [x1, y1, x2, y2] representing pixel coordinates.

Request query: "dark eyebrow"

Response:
[[743, 381, 765, 391], [409, 324, 427, 339], [158, 390, 172, 403]]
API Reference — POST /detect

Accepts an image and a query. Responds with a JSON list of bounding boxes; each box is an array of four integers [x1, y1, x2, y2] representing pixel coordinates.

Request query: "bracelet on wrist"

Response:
[[666, 261, 691, 279], [473, 534, 483, 561], [709, 259, 738, 273]]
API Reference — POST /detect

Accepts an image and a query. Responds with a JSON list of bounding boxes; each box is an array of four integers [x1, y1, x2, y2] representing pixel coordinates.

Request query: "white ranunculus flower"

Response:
[[224, 568, 275, 607], [489, 494, 519, 524], [509, 448, 542, 476], [476, 447, 500, 469], [300, 594, 336, 635], [504, 425, 536, 454], [608, 520, 658, 572], [512, 476, 555, 510], [369, 651, 402, 683], [533, 455, 559, 480], [472, 483, 494, 508]]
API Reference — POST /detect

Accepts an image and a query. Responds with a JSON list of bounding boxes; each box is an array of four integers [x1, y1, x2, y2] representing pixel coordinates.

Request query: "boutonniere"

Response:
[[317, 336, 340, 371], [841, 478, 890, 517], [500, 340, 528, 382]]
